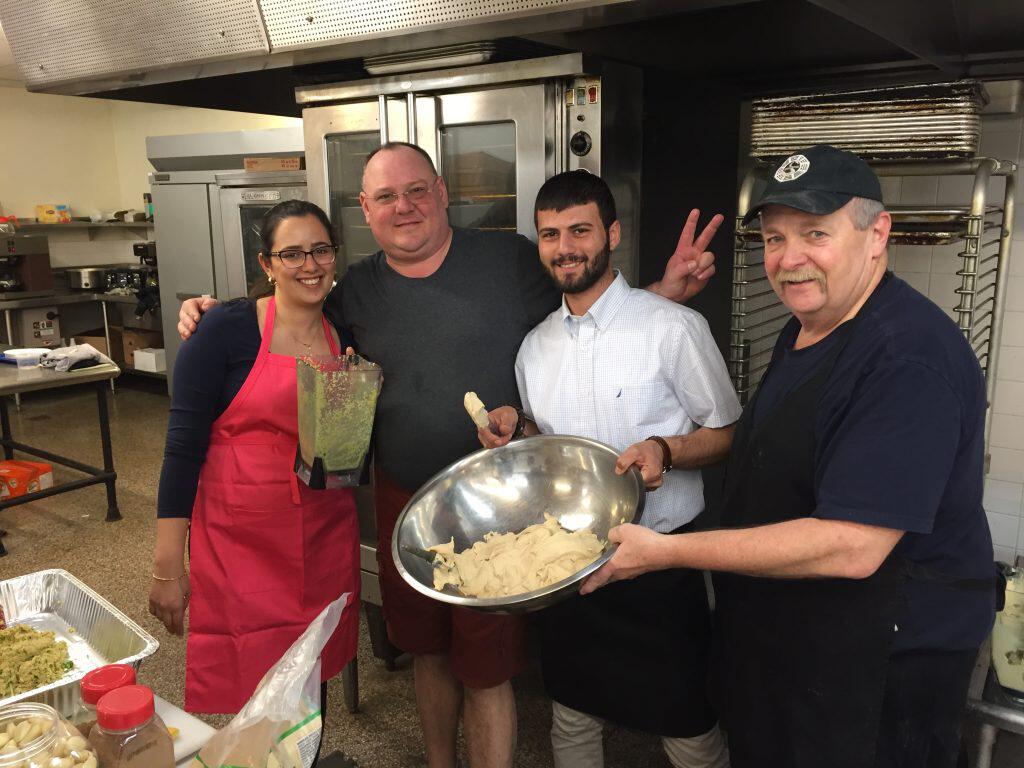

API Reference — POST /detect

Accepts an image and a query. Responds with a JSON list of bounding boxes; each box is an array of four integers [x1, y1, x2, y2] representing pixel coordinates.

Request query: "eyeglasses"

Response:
[[269, 245, 338, 269], [367, 177, 439, 207]]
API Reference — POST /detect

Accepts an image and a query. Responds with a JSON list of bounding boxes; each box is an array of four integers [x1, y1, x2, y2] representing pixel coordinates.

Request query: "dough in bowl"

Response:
[[429, 514, 604, 598]]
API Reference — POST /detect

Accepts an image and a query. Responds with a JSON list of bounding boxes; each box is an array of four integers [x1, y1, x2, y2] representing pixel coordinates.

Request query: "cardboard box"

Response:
[[122, 327, 162, 367], [74, 328, 123, 363], [243, 156, 304, 172], [133, 347, 166, 373], [0, 460, 54, 499]]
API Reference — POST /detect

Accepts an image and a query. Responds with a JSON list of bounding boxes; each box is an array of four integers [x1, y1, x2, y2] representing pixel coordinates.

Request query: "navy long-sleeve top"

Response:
[[157, 298, 352, 518]]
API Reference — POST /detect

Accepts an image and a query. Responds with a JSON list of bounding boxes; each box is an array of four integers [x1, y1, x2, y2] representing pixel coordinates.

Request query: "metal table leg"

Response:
[[364, 603, 399, 671], [95, 382, 120, 521], [0, 394, 13, 462], [975, 722, 998, 768], [341, 659, 359, 714], [100, 302, 115, 393], [0, 395, 8, 554], [5, 310, 19, 408]]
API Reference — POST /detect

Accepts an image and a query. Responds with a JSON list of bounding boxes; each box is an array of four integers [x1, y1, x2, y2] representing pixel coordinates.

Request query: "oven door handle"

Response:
[[378, 94, 389, 145], [406, 92, 417, 145], [378, 92, 420, 148]]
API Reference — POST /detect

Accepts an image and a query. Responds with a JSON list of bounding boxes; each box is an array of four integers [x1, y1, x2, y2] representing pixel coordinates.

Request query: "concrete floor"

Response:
[[0, 378, 1021, 768]]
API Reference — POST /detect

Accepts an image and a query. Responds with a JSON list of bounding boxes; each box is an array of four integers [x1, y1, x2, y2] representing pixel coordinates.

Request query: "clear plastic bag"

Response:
[[190, 594, 349, 768], [0, 701, 98, 768]]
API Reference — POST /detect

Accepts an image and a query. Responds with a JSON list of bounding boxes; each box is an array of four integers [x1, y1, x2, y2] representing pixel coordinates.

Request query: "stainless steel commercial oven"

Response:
[[298, 52, 643, 282], [298, 53, 643, 627]]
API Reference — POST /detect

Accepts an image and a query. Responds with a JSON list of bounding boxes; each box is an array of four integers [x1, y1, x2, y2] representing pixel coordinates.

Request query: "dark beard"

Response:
[[547, 243, 612, 294]]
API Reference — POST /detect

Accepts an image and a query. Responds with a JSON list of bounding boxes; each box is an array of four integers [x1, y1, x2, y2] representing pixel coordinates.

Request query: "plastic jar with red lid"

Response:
[[90, 685, 174, 768], [73, 663, 137, 735]]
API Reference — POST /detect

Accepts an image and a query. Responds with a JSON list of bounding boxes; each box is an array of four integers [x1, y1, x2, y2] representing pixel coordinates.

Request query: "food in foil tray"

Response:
[[0, 625, 72, 698], [430, 514, 605, 598]]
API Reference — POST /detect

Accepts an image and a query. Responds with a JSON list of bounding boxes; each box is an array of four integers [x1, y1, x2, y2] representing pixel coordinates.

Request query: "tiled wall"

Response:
[[884, 106, 1024, 563]]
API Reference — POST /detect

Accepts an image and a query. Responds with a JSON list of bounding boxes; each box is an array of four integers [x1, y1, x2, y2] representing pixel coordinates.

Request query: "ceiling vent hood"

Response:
[[0, 0, 742, 95]]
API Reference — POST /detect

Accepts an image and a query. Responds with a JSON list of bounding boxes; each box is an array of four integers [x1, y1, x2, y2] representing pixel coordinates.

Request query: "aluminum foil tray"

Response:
[[0, 569, 158, 716]]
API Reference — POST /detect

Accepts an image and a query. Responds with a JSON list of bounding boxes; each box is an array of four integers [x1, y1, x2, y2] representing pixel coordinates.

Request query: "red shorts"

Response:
[[375, 470, 528, 689]]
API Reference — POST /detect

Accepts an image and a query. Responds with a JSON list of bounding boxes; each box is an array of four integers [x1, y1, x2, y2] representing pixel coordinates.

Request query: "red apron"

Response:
[[185, 297, 360, 714]]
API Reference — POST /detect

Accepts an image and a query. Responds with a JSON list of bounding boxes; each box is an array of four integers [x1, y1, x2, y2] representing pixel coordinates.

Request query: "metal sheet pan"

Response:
[[0, 569, 159, 716]]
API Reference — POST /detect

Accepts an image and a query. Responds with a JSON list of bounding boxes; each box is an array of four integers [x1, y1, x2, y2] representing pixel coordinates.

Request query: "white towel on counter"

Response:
[[40, 343, 116, 372]]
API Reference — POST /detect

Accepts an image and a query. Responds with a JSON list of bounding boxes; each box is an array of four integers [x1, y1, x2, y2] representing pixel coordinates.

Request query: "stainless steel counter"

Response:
[[0, 359, 119, 396], [0, 291, 163, 390], [0, 351, 121, 555]]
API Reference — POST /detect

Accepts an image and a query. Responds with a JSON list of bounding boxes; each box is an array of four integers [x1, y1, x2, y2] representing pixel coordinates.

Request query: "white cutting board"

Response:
[[153, 694, 216, 767]]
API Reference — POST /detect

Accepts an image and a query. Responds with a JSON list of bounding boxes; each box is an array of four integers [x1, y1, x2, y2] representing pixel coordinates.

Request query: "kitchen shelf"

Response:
[[15, 221, 152, 230], [120, 365, 166, 380], [730, 156, 1017, 459], [12, 222, 153, 241]]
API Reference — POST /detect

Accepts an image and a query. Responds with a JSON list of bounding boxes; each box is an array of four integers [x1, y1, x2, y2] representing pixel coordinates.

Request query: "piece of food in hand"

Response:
[[429, 514, 605, 598], [463, 392, 490, 430]]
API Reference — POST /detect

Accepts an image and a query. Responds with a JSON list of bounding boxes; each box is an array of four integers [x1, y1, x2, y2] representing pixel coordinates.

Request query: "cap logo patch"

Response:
[[775, 154, 810, 182]]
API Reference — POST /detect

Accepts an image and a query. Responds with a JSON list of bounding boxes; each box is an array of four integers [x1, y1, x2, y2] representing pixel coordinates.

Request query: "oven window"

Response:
[[439, 122, 516, 233], [239, 204, 273, 296], [326, 132, 381, 269]]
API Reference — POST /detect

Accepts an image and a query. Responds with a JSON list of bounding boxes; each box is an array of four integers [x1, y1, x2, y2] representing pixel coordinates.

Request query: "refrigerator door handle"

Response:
[[406, 92, 417, 144], [378, 94, 389, 144]]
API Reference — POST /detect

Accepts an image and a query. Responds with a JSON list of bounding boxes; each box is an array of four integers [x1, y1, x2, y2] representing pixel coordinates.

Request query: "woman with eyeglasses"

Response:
[[148, 200, 360, 722]]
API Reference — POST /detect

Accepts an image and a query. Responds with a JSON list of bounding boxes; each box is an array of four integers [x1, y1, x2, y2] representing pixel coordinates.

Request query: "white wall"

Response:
[[107, 100, 300, 209], [0, 83, 300, 267], [883, 108, 1024, 563], [0, 85, 124, 219]]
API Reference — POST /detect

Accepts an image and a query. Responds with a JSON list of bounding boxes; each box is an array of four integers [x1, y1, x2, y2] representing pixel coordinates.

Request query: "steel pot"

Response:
[[66, 267, 106, 290]]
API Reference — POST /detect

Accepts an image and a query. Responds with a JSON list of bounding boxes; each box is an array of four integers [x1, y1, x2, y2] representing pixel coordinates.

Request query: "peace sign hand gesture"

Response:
[[651, 209, 725, 304]]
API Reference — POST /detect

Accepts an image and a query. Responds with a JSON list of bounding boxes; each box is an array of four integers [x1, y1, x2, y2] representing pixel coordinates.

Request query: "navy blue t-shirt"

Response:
[[753, 273, 995, 653]]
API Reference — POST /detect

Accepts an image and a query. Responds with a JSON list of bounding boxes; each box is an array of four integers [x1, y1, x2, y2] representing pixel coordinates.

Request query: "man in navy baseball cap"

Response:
[[583, 143, 996, 768], [742, 143, 884, 224]]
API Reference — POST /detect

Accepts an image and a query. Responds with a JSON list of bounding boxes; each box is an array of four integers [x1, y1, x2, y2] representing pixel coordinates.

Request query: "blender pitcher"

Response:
[[295, 354, 382, 489]]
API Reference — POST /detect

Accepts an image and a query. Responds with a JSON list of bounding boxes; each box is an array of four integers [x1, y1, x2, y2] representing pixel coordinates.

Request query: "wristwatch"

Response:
[[511, 407, 528, 440], [646, 435, 673, 473]]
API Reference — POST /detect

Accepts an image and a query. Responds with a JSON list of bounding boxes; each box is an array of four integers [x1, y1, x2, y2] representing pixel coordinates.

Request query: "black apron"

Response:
[[714, 284, 991, 768], [714, 313, 902, 768], [539, 524, 718, 738]]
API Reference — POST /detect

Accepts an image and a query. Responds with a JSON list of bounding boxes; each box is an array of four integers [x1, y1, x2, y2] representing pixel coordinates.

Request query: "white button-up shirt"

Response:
[[516, 273, 742, 532]]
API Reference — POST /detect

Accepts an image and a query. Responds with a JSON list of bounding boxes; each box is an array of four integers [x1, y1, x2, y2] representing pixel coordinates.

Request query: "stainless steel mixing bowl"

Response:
[[391, 435, 646, 613]]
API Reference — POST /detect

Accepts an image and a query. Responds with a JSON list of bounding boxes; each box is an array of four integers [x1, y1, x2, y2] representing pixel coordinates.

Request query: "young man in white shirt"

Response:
[[479, 170, 740, 768]]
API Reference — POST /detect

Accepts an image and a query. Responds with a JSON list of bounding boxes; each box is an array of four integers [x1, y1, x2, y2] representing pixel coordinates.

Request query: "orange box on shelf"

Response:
[[0, 460, 54, 499]]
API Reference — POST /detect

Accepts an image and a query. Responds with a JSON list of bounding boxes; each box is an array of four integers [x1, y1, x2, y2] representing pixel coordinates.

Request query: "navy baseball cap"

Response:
[[742, 144, 883, 225]]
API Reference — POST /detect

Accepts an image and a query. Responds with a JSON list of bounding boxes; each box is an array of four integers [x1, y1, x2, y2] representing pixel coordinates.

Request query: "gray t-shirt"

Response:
[[328, 227, 560, 493]]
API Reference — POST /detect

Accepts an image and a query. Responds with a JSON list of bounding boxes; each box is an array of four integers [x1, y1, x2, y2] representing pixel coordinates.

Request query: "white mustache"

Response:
[[776, 268, 826, 286]]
